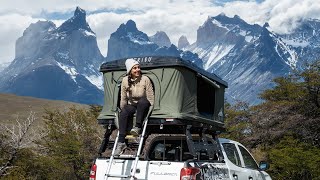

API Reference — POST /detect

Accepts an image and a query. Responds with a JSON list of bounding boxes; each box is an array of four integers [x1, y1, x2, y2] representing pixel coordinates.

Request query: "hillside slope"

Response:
[[0, 93, 90, 126]]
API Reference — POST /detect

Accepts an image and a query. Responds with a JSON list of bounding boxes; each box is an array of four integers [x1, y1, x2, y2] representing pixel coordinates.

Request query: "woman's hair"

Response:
[[127, 71, 142, 92], [127, 73, 133, 91]]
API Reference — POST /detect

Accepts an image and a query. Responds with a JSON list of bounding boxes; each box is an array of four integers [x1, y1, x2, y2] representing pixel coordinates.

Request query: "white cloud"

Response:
[[0, 14, 39, 62], [87, 12, 129, 57], [0, 0, 320, 64], [220, 0, 320, 34], [267, 0, 320, 34], [87, 0, 219, 56]]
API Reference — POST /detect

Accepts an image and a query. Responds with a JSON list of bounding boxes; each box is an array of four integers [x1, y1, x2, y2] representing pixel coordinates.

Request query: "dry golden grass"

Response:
[[0, 93, 90, 127]]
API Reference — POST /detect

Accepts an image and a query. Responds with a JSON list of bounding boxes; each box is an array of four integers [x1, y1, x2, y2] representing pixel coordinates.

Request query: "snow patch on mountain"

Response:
[[211, 19, 225, 29], [271, 33, 298, 67], [207, 45, 234, 69], [57, 62, 78, 82], [128, 32, 153, 45], [245, 36, 254, 42], [83, 30, 96, 37], [282, 39, 310, 48], [85, 75, 103, 90], [57, 51, 70, 60], [192, 44, 235, 70], [56, 61, 102, 90], [238, 30, 256, 43]]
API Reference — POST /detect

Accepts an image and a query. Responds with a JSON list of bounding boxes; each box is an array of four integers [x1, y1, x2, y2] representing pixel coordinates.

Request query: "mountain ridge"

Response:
[[185, 13, 308, 104], [1, 8, 319, 105], [0, 7, 104, 105]]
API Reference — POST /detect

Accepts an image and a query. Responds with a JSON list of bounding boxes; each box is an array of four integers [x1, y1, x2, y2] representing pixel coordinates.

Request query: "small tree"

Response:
[[223, 101, 253, 146], [0, 112, 38, 177], [269, 136, 320, 180], [39, 107, 101, 179], [299, 61, 320, 117], [260, 60, 320, 118]]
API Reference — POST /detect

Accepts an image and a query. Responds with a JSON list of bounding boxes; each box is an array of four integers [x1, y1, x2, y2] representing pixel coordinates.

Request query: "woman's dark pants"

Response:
[[118, 97, 150, 143]]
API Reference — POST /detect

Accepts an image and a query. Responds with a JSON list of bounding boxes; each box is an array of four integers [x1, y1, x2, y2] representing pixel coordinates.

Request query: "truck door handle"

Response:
[[233, 173, 238, 180], [131, 168, 140, 173]]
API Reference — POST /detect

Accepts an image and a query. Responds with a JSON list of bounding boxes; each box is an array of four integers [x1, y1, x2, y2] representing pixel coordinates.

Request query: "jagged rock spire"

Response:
[[57, 6, 92, 33], [149, 31, 171, 47], [74, 6, 86, 17]]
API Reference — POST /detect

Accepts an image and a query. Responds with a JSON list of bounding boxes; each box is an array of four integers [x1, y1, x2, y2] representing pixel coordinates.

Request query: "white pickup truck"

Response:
[[90, 135, 271, 180], [92, 56, 271, 180]]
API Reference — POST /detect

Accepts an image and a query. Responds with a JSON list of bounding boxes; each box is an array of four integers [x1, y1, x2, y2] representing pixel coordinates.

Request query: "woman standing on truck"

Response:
[[115, 58, 154, 156]]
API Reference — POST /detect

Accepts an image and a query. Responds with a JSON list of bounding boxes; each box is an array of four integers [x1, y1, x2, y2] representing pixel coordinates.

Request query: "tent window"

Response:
[[197, 77, 215, 117]]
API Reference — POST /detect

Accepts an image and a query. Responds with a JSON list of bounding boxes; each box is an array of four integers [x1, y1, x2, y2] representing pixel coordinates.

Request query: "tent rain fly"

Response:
[[97, 56, 228, 131]]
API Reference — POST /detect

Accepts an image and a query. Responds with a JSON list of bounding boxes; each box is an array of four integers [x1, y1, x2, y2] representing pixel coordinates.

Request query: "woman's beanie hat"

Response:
[[125, 58, 140, 74]]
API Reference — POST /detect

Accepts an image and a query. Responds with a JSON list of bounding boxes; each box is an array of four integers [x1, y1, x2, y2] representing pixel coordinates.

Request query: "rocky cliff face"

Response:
[[149, 31, 171, 47], [186, 14, 296, 104], [0, 7, 104, 104], [178, 35, 190, 49], [2, 7, 319, 105], [106, 20, 203, 67], [279, 19, 320, 68], [106, 20, 158, 61]]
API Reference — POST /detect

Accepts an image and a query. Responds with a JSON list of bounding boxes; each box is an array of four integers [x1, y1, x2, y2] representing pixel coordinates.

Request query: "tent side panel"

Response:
[[179, 68, 197, 114], [140, 69, 163, 110], [98, 72, 114, 120], [98, 71, 125, 120], [156, 68, 185, 115]]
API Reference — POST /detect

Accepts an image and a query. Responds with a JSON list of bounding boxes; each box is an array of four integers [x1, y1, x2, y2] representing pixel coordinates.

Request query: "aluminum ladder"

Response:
[[104, 107, 152, 180]]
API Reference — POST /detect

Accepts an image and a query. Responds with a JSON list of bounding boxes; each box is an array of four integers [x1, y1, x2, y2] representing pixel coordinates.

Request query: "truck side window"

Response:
[[238, 145, 258, 169], [222, 143, 241, 167]]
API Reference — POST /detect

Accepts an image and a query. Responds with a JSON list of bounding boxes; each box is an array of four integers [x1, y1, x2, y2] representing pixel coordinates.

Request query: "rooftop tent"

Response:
[[97, 56, 228, 130]]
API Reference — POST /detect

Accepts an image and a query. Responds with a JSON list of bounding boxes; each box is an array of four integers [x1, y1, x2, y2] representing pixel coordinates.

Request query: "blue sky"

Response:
[[0, 0, 319, 64]]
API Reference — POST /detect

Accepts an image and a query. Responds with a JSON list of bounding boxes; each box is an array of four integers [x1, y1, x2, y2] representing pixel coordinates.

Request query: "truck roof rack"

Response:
[[98, 117, 225, 135]]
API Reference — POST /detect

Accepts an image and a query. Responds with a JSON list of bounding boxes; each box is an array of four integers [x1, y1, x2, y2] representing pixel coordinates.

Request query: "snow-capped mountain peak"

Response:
[[1, 8, 320, 106], [57, 6, 93, 34], [106, 19, 203, 67], [75, 6, 86, 17], [0, 7, 104, 104], [185, 13, 308, 104]]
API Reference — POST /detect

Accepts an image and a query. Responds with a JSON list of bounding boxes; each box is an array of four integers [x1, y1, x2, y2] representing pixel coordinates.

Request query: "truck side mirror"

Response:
[[259, 161, 270, 171]]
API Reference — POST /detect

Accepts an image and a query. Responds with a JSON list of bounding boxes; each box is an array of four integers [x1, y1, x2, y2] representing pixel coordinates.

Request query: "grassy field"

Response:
[[0, 93, 90, 127]]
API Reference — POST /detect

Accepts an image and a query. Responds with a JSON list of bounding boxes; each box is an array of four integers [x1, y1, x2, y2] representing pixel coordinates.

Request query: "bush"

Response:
[[38, 107, 101, 179], [269, 136, 320, 180]]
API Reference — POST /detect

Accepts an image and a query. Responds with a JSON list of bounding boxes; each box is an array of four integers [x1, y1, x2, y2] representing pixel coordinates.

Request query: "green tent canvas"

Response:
[[97, 56, 228, 131]]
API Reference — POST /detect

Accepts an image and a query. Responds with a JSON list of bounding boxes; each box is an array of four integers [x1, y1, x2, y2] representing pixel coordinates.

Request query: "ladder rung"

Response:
[[125, 135, 139, 139], [115, 154, 137, 159], [107, 141, 139, 148]]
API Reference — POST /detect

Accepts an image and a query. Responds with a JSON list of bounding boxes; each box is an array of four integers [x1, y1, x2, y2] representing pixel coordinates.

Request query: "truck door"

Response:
[[222, 143, 252, 180], [237, 145, 266, 180]]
